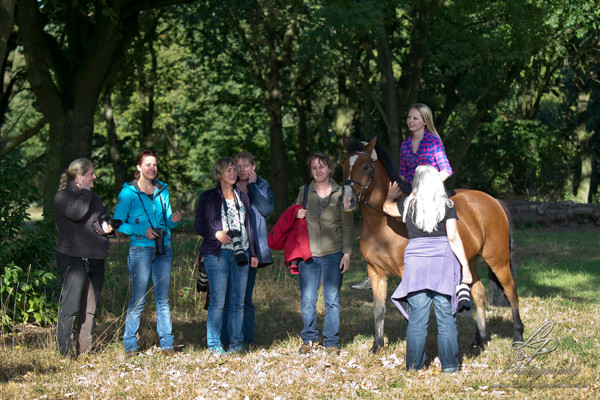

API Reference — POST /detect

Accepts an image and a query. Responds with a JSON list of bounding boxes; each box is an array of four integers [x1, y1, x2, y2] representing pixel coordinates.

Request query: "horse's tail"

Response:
[[487, 199, 515, 307]]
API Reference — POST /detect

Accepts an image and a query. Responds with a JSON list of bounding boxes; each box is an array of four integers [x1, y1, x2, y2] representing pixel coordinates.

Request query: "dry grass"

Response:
[[1, 227, 599, 399]]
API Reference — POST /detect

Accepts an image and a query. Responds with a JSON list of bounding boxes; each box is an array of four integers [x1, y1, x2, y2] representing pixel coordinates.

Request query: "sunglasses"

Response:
[[141, 149, 158, 157]]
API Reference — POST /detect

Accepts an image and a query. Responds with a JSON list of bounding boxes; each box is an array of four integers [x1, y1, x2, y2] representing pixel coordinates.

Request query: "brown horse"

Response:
[[341, 137, 524, 353]]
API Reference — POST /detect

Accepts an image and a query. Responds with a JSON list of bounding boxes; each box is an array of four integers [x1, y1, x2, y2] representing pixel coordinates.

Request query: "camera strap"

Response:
[[137, 192, 156, 229], [136, 191, 167, 229]]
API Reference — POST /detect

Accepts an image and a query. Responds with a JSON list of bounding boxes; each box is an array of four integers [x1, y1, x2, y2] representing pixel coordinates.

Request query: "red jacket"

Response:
[[268, 204, 312, 274]]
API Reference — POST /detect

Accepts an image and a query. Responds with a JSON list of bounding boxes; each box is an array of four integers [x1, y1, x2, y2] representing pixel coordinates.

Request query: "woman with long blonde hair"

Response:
[[399, 103, 453, 187], [383, 165, 472, 372]]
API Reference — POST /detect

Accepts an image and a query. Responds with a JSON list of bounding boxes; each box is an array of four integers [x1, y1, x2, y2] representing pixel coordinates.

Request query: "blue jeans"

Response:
[[123, 246, 174, 351], [205, 249, 249, 351], [221, 265, 256, 345], [298, 252, 343, 348], [406, 290, 458, 372]]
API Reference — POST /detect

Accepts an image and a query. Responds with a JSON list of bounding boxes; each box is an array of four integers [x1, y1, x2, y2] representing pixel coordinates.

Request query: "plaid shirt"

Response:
[[399, 130, 453, 184]]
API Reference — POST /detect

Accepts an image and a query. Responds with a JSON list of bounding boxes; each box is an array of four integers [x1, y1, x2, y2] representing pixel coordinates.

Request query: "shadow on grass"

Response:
[[0, 359, 59, 383]]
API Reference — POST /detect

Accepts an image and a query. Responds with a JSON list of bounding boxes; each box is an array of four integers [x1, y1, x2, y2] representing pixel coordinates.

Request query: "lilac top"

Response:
[[399, 130, 453, 184]]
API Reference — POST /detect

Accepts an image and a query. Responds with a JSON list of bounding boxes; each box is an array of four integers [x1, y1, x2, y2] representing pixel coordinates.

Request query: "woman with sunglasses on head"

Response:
[[53, 158, 114, 357], [114, 150, 181, 357], [194, 157, 258, 355]]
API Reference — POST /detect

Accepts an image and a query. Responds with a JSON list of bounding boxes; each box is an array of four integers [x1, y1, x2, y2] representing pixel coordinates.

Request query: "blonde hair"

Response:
[[403, 165, 453, 233], [211, 157, 236, 182], [410, 103, 440, 139], [58, 158, 93, 190]]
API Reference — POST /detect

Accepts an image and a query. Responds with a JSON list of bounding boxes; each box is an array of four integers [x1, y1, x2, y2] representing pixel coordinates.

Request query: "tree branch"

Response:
[[0, 116, 48, 156]]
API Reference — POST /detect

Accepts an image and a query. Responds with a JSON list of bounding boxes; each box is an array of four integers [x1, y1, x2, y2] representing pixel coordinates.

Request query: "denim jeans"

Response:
[[406, 290, 458, 372], [123, 245, 174, 351], [204, 249, 249, 351], [56, 252, 105, 356], [221, 265, 256, 345], [298, 252, 343, 348]]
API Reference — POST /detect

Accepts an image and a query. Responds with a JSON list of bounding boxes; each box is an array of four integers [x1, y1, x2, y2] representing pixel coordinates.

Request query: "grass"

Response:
[[1, 225, 599, 399]]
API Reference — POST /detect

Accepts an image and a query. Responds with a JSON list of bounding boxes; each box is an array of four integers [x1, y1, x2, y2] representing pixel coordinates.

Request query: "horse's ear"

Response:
[[343, 136, 350, 150], [365, 136, 377, 154]]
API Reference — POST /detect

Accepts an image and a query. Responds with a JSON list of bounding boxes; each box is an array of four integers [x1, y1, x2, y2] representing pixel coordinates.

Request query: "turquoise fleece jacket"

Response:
[[114, 179, 178, 247]]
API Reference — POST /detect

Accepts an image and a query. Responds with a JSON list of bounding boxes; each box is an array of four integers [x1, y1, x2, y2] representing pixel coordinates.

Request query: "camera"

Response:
[[92, 212, 123, 236], [153, 228, 167, 256], [228, 230, 248, 266], [456, 283, 472, 317], [196, 254, 208, 293]]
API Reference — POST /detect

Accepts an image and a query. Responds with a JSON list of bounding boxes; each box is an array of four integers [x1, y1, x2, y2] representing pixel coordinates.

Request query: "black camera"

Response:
[[153, 228, 167, 256], [196, 254, 208, 293], [92, 212, 123, 236], [228, 230, 248, 266]]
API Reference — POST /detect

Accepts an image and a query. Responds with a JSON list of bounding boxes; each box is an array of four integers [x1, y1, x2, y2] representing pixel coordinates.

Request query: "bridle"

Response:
[[344, 151, 375, 201], [344, 150, 386, 215]]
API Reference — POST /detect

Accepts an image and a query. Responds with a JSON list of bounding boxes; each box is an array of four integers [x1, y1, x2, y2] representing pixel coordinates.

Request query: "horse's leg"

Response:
[[470, 260, 487, 348], [369, 267, 387, 353], [493, 269, 524, 342]]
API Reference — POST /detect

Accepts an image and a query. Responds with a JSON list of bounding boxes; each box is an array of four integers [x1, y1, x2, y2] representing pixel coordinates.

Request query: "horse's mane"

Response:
[[348, 139, 400, 183]]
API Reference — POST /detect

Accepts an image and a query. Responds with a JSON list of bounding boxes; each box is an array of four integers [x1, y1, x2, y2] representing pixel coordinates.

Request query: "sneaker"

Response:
[[298, 342, 313, 354], [162, 348, 176, 357], [351, 277, 372, 290], [326, 346, 340, 356], [227, 345, 246, 355], [124, 350, 137, 359], [208, 346, 226, 355]]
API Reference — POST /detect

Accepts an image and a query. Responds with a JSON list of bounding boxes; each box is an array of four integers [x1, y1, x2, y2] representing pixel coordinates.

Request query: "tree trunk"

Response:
[[575, 90, 592, 203], [376, 21, 400, 165], [140, 23, 158, 148], [361, 47, 374, 139], [0, 0, 15, 67], [267, 102, 289, 215], [42, 104, 97, 214], [103, 91, 125, 193], [295, 96, 310, 184]]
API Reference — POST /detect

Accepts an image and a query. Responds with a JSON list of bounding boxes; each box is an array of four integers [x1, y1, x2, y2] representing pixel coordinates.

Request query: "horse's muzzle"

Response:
[[341, 184, 358, 212]]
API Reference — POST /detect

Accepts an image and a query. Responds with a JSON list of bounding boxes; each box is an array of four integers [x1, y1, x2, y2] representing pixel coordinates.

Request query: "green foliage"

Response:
[[0, 264, 59, 330], [0, 158, 57, 270], [0, 158, 59, 330], [458, 118, 575, 200]]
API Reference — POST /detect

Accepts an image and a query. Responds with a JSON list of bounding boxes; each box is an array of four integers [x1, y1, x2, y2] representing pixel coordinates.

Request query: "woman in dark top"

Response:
[[383, 165, 472, 372], [194, 157, 258, 355], [53, 158, 113, 357]]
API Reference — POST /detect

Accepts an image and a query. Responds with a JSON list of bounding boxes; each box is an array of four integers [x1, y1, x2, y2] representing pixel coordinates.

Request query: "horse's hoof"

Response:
[[513, 334, 524, 343]]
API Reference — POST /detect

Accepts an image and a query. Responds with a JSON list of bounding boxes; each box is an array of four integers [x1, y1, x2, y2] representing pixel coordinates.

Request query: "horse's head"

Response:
[[341, 137, 378, 212]]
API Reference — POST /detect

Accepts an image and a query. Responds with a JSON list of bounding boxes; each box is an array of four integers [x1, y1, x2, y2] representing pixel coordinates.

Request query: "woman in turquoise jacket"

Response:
[[114, 150, 181, 357]]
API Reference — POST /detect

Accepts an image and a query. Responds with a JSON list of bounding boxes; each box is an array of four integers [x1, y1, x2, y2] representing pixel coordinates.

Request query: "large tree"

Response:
[[15, 0, 188, 215]]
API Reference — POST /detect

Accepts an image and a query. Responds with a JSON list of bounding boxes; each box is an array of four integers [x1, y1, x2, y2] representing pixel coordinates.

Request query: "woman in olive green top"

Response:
[[295, 152, 354, 355]]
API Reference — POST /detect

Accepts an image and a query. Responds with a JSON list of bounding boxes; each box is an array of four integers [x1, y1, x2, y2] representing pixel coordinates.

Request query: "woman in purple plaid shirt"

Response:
[[399, 103, 453, 189]]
